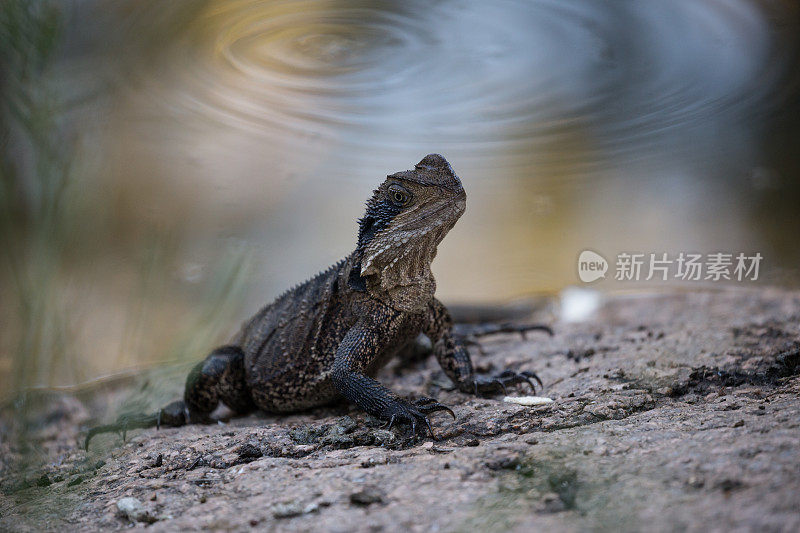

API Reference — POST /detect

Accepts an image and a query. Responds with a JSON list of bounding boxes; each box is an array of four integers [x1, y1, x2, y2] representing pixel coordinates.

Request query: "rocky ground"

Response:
[[1, 288, 799, 532]]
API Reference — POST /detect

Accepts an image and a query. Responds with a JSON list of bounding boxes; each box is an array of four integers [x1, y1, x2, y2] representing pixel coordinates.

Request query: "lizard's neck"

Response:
[[348, 242, 441, 313], [365, 261, 437, 313], [348, 214, 458, 312]]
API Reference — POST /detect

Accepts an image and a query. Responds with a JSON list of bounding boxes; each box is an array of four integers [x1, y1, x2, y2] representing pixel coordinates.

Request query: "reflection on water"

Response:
[[2, 0, 799, 389]]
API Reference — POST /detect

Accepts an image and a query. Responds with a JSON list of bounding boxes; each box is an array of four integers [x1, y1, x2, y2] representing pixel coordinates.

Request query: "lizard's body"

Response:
[[230, 256, 428, 413], [86, 155, 541, 446]]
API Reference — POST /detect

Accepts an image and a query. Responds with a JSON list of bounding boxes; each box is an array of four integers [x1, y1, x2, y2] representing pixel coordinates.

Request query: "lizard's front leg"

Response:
[[425, 299, 542, 395], [331, 314, 454, 437]]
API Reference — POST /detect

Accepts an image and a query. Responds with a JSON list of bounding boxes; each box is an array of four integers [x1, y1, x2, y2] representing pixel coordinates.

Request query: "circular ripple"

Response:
[[130, 0, 787, 164]]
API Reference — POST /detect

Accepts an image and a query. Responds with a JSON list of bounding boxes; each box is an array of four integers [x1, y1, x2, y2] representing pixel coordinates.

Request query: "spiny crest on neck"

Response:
[[356, 190, 403, 251]]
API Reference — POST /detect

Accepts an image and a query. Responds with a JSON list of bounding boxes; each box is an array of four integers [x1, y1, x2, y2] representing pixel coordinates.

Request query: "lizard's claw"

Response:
[[413, 396, 456, 420], [468, 369, 543, 396], [382, 397, 455, 440], [520, 370, 544, 389]]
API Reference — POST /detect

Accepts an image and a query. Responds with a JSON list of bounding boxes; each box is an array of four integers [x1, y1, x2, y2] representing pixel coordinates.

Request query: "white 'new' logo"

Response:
[[578, 250, 608, 283]]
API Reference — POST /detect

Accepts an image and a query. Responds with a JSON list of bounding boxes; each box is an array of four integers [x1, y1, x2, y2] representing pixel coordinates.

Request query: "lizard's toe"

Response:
[[468, 369, 543, 396], [520, 370, 543, 389], [413, 397, 456, 420], [382, 397, 455, 439]]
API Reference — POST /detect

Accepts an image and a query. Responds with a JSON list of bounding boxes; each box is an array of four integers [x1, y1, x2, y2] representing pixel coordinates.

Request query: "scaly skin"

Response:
[[85, 154, 542, 448]]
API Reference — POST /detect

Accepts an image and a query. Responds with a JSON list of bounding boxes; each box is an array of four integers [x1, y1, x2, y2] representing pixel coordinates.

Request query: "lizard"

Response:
[[85, 154, 549, 449]]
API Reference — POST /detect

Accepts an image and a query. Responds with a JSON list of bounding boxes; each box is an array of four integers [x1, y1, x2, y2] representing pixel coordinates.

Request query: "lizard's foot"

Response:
[[383, 397, 456, 439], [468, 370, 543, 396], [84, 400, 191, 451], [84, 412, 159, 451]]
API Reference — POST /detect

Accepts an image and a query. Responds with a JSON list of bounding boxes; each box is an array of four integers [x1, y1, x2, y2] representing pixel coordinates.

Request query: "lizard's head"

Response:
[[350, 154, 466, 311]]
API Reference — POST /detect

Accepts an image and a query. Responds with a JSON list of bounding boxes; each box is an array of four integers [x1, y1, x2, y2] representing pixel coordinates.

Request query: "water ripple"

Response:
[[127, 0, 789, 167]]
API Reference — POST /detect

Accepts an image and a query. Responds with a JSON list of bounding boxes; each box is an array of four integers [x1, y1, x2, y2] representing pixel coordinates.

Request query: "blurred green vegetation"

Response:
[[1, 0, 76, 394], [0, 0, 251, 411]]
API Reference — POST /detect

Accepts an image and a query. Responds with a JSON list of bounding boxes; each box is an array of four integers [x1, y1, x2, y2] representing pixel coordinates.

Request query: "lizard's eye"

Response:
[[388, 184, 412, 207]]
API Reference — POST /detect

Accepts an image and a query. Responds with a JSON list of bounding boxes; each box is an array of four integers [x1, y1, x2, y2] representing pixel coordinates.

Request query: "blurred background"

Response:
[[2, 0, 799, 396]]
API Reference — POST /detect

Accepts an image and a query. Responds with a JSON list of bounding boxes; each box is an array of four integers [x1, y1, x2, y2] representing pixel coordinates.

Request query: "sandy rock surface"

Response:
[[1, 288, 799, 531]]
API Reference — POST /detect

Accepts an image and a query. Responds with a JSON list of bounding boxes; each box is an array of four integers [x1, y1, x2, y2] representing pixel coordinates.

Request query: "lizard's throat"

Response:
[[359, 225, 450, 312]]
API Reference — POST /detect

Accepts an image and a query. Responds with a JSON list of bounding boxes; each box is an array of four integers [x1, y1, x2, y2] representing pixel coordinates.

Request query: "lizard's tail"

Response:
[[83, 399, 188, 451]]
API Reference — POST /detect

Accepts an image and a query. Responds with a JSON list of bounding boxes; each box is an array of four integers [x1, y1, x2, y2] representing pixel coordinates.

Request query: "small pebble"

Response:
[[503, 396, 554, 406], [116, 497, 150, 522], [350, 487, 385, 506], [272, 503, 304, 519], [272, 502, 318, 518]]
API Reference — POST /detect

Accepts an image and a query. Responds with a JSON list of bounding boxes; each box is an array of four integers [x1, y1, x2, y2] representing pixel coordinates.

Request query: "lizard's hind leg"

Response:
[[184, 345, 255, 421], [84, 346, 253, 450]]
